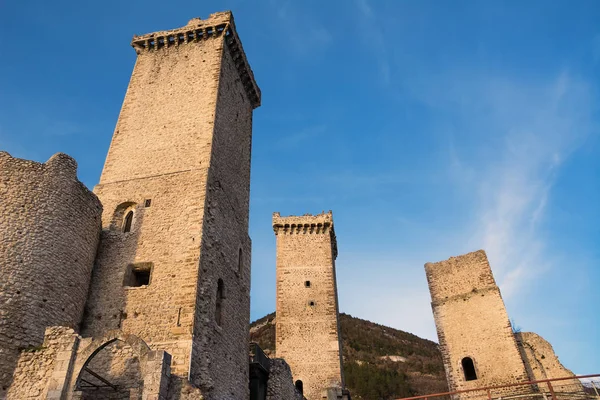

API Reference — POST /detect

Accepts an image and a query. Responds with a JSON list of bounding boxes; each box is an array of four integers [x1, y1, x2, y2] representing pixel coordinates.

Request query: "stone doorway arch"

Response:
[[75, 338, 143, 399], [71, 332, 170, 400]]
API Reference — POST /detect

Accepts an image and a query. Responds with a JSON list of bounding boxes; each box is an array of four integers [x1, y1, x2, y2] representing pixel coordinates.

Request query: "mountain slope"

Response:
[[250, 313, 448, 399]]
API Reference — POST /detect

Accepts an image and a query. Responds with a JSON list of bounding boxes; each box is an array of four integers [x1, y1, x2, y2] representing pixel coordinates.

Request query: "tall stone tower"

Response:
[[425, 250, 532, 399], [273, 211, 345, 400], [82, 11, 260, 399]]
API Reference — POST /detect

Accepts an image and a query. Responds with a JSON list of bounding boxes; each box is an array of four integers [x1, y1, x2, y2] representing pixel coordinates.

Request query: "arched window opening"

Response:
[[215, 279, 224, 326], [123, 211, 134, 233], [462, 357, 477, 381], [295, 380, 303, 394], [238, 248, 243, 274]]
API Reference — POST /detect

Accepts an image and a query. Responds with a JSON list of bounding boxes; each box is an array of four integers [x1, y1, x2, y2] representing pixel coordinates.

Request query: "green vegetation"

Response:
[[250, 312, 448, 399]]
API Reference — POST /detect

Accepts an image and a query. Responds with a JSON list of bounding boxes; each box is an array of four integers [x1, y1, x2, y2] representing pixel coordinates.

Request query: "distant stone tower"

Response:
[[273, 211, 345, 400], [80, 11, 260, 399], [425, 250, 532, 398]]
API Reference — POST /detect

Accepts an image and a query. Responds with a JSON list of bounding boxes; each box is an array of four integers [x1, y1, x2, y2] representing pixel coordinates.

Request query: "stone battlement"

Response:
[[272, 211, 337, 258], [130, 11, 260, 109], [272, 211, 334, 229]]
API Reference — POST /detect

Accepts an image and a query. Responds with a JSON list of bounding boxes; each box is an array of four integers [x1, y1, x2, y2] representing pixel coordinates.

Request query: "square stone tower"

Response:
[[82, 11, 260, 399], [273, 211, 345, 400], [425, 250, 532, 399]]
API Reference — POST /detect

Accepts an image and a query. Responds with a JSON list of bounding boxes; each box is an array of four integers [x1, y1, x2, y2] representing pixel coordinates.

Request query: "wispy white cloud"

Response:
[[426, 71, 594, 298], [354, 0, 390, 84], [269, 0, 332, 57], [274, 124, 327, 149]]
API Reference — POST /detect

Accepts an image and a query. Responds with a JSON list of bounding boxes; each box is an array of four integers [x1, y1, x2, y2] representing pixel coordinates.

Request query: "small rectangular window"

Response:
[[144, 199, 152, 207], [304, 281, 311, 288], [124, 262, 153, 287]]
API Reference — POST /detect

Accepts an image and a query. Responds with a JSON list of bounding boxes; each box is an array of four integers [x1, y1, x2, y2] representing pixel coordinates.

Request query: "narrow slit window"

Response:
[[295, 380, 303, 395], [462, 357, 477, 381], [123, 211, 134, 233], [238, 248, 243, 274], [215, 279, 224, 326]]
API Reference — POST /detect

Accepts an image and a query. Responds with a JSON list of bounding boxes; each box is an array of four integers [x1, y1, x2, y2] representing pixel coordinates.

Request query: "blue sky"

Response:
[[1, 0, 598, 375]]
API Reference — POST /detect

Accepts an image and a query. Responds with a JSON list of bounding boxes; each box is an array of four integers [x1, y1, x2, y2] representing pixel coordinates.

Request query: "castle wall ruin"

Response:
[[425, 250, 532, 398], [7, 327, 171, 400], [0, 152, 102, 397], [516, 332, 584, 395]]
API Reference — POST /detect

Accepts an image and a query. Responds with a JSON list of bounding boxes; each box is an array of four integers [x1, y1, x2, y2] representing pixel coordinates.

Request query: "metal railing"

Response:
[[249, 342, 270, 374], [395, 374, 600, 400]]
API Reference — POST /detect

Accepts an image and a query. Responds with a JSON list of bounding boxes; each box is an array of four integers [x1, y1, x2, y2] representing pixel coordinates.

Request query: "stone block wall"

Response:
[[0, 152, 102, 398], [6, 326, 77, 399], [188, 29, 255, 399], [425, 250, 532, 399], [82, 11, 259, 400], [273, 212, 344, 400], [7, 327, 172, 400], [266, 358, 304, 400], [516, 332, 584, 395]]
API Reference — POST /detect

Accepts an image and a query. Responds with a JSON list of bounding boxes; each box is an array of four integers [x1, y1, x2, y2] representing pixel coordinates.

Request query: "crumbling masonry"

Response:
[[426, 250, 582, 399]]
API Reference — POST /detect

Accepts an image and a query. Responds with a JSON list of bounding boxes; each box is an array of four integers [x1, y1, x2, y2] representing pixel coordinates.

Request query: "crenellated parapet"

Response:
[[130, 11, 261, 109], [272, 211, 338, 259]]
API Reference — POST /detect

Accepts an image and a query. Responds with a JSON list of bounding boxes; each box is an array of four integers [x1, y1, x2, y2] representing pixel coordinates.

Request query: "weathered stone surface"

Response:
[[425, 251, 534, 399], [0, 153, 102, 397], [516, 332, 584, 395], [266, 358, 303, 400], [3, 10, 260, 400], [6, 327, 78, 400], [273, 211, 345, 400], [81, 10, 258, 400], [8, 327, 172, 400]]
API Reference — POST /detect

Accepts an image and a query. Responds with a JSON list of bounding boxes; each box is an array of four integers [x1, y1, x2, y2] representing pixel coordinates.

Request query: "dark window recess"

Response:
[[295, 380, 303, 395], [124, 263, 153, 287], [144, 199, 152, 208], [305, 280, 311, 288], [238, 248, 243, 274], [216, 279, 224, 326], [123, 211, 134, 233], [308, 301, 315, 307], [462, 357, 477, 381]]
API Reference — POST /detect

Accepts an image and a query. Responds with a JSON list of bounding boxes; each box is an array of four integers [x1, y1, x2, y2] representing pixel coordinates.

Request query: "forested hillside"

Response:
[[250, 313, 448, 399]]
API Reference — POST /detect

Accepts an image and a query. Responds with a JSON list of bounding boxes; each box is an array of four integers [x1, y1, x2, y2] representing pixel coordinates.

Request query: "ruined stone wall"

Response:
[[8, 327, 172, 400], [0, 152, 102, 398], [83, 11, 259, 400], [266, 358, 304, 400], [6, 327, 69, 400], [425, 250, 532, 399], [516, 332, 584, 395], [274, 212, 344, 400]]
